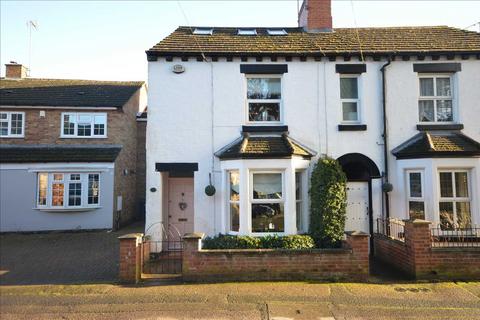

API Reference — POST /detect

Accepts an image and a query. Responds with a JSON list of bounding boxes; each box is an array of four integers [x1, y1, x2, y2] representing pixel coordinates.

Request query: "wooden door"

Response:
[[345, 182, 369, 233], [167, 178, 194, 244]]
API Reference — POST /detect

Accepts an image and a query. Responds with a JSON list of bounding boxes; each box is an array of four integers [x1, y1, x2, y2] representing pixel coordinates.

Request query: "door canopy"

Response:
[[337, 153, 381, 181]]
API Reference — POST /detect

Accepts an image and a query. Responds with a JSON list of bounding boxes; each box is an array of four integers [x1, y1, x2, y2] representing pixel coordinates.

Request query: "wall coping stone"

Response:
[[199, 248, 352, 254], [346, 231, 370, 237], [183, 232, 205, 240], [118, 233, 144, 240]]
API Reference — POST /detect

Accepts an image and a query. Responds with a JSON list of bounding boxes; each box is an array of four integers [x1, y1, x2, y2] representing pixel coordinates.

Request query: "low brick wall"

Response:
[[182, 232, 369, 282], [374, 220, 480, 280], [118, 233, 143, 283]]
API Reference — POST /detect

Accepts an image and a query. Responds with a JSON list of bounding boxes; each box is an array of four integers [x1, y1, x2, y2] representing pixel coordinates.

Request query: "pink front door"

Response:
[[167, 178, 194, 242]]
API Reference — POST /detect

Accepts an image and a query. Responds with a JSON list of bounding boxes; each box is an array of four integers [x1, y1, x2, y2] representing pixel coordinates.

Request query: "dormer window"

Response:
[[238, 28, 257, 36], [267, 29, 287, 36], [193, 28, 213, 35]]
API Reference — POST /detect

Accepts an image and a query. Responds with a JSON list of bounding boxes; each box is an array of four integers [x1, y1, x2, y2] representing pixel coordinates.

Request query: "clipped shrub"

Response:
[[202, 234, 315, 250], [309, 156, 347, 248]]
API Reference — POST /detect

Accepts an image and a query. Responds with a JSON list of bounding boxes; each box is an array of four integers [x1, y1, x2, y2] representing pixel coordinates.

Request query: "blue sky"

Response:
[[1, 1, 479, 81]]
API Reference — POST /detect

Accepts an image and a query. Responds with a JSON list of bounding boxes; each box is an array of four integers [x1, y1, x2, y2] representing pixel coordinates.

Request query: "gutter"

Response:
[[380, 58, 392, 219]]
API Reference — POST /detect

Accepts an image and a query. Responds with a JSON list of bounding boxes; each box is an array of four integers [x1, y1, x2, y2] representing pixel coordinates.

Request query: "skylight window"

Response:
[[193, 28, 213, 35], [238, 29, 257, 36], [267, 29, 288, 36]]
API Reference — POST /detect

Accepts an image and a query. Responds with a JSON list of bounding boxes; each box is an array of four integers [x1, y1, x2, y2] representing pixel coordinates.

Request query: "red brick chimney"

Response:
[[298, 0, 333, 32], [5, 61, 28, 79]]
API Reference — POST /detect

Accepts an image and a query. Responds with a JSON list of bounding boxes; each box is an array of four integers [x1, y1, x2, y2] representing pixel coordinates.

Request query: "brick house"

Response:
[[144, 0, 479, 243], [0, 62, 147, 232]]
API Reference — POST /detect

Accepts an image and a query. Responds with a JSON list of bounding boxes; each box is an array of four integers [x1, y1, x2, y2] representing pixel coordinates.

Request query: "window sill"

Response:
[[338, 124, 367, 131], [34, 207, 101, 213], [0, 136, 25, 139], [417, 124, 464, 131], [59, 136, 108, 139], [242, 125, 288, 133]]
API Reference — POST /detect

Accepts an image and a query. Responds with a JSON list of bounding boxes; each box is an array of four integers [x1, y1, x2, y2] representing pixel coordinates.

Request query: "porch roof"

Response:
[[0, 144, 122, 163]]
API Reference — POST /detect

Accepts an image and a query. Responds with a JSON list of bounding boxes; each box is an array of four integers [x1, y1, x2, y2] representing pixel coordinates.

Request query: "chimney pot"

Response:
[[5, 62, 28, 79], [298, 0, 333, 32]]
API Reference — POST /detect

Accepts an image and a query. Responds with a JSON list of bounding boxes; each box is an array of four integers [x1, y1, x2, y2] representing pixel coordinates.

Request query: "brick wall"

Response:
[[182, 232, 369, 282], [118, 233, 143, 283], [135, 120, 147, 220], [1, 85, 147, 228], [374, 220, 480, 279]]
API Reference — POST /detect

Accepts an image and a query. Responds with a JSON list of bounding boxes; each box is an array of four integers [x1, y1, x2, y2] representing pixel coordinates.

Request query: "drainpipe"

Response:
[[381, 58, 392, 219]]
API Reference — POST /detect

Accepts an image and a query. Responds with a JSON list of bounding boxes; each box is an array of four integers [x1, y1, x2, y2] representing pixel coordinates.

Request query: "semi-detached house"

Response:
[[0, 63, 147, 232], [145, 0, 480, 242]]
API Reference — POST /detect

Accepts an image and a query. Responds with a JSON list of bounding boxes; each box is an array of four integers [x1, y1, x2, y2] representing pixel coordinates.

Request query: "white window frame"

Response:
[[227, 170, 240, 233], [245, 74, 283, 125], [339, 75, 361, 124], [60, 112, 107, 138], [418, 74, 454, 123], [405, 170, 426, 220], [437, 169, 472, 229], [0, 111, 25, 138], [36, 172, 101, 210], [295, 170, 306, 233], [249, 170, 285, 234]]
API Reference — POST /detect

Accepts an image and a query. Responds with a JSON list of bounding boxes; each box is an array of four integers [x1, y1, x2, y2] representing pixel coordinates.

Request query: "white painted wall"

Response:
[[386, 59, 480, 223], [0, 163, 115, 232], [146, 56, 480, 237]]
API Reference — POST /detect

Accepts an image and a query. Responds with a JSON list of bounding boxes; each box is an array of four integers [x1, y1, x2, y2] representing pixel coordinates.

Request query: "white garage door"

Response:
[[345, 182, 369, 233]]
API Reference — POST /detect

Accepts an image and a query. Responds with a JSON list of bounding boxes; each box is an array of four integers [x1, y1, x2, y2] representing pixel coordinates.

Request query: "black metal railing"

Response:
[[142, 240, 183, 274], [376, 218, 405, 242], [431, 226, 480, 248]]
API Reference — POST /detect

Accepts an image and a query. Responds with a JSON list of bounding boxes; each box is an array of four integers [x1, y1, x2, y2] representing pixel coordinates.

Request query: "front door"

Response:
[[167, 178, 194, 244], [345, 182, 369, 234]]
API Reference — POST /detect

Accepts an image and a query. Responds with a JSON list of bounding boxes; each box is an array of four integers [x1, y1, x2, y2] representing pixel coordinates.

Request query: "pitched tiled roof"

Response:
[[215, 133, 315, 160], [0, 78, 144, 108], [392, 132, 480, 159], [147, 26, 480, 58], [0, 144, 122, 163]]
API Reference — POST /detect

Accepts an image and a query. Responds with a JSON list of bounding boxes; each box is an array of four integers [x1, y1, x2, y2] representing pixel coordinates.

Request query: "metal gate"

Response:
[[142, 239, 183, 275]]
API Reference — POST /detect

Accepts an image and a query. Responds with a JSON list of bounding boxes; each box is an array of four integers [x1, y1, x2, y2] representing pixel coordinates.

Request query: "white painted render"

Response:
[[0, 163, 115, 232], [146, 56, 480, 239]]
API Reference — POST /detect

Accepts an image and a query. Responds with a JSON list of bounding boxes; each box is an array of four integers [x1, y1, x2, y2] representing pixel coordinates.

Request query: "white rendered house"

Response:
[[145, 0, 480, 241]]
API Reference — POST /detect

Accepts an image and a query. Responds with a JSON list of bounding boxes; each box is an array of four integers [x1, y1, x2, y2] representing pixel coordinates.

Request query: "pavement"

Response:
[[0, 281, 479, 319], [0, 222, 143, 285]]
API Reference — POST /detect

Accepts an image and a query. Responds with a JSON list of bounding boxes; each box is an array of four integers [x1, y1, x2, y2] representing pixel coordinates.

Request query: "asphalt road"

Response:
[[1, 281, 479, 319]]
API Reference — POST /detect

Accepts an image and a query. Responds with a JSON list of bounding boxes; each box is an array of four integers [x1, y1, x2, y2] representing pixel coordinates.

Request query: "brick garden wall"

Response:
[[182, 232, 369, 282], [374, 220, 480, 280]]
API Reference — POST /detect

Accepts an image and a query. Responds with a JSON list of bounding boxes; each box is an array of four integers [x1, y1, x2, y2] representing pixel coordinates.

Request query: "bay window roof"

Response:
[[392, 131, 480, 159], [215, 133, 315, 160]]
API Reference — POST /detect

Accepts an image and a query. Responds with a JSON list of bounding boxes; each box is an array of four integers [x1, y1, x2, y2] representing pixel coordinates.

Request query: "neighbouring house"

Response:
[[144, 0, 479, 242], [0, 62, 147, 232]]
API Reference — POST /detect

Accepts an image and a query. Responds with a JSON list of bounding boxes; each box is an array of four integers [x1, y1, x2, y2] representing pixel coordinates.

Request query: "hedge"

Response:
[[309, 157, 347, 248], [202, 234, 316, 250]]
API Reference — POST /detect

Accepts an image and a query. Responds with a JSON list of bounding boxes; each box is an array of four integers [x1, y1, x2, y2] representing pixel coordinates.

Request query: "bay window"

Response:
[[0, 111, 25, 137], [228, 171, 240, 232], [247, 77, 281, 123], [36, 172, 101, 209], [61, 113, 107, 138], [406, 170, 425, 220], [438, 170, 471, 230], [251, 172, 284, 232], [419, 75, 453, 122], [295, 171, 304, 232]]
